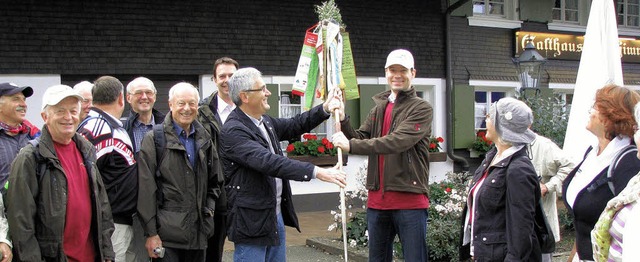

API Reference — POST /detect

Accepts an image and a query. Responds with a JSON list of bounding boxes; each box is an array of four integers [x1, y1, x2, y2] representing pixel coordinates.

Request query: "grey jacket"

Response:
[[137, 114, 221, 249], [7, 126, 115, 262]]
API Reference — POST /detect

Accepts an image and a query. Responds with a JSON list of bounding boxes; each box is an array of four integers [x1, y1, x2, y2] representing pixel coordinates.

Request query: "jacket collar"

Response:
[[161, 112, 210, 150], [89, 107, 122, 127], [228, 108, 271, 144], [373, 87, 417, 106], [38, 125, 95, 161]]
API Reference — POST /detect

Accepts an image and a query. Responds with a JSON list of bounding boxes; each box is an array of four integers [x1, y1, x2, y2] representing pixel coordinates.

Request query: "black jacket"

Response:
[[460, 146, 541, 262], [197, 92, 227, 213], [137, 114, 221, 249], [77, 108, 138, 225], [123, 108, 165, 153], [562, 146, 640, 260], [221, 105, 329, 246]]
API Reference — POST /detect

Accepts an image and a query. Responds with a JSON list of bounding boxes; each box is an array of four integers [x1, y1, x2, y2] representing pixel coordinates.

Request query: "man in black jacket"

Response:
[[221, 67, 346, 261], [77, 76, 138, 262], [138, 82, 221, 261], [197, 57, 238, 262]]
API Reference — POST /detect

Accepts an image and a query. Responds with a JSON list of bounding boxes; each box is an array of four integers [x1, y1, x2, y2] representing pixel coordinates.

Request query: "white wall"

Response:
[[0, 74, 61, 128]]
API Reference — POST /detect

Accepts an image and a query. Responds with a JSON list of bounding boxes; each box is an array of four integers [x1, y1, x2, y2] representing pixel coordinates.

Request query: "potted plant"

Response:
[[286, 133, 347, 166], [469, 131, 493, 158], [428, 136, 447, 162]]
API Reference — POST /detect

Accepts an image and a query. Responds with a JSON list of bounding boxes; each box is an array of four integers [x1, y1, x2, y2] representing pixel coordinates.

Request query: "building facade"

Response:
[[2, 0, 640, 209]]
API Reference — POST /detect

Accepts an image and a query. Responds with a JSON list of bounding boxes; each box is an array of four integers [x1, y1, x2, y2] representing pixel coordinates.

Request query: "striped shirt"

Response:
[[608, 201, 638, 261]]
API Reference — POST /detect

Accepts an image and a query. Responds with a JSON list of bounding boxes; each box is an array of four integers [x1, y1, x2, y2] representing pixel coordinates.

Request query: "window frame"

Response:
[[618, 0, 640, 29]]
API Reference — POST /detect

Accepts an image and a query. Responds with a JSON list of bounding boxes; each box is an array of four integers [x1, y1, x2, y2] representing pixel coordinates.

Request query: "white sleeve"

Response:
[[0, 194, 11, 247], [622, 202, 640, 261]]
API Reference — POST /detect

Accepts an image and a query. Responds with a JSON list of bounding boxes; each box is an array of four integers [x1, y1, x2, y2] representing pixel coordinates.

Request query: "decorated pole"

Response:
[[292, 1, 359, 261]]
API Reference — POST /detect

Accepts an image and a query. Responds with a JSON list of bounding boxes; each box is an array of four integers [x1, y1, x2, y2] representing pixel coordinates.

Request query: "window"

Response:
[[467, 0, 521, 29], [553, 0, 579, 23], [473, 0, 505, 17], [277, 84, 329, 150], [618, 0, 640, 28], [474, 91, 506, 130]]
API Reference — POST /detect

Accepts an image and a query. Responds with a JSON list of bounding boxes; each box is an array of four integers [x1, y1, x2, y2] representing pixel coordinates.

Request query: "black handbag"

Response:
[[534, 200, 556, 253]]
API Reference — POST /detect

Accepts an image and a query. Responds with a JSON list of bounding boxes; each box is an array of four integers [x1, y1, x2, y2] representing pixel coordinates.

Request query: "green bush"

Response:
[[520, 93, 569, 147]]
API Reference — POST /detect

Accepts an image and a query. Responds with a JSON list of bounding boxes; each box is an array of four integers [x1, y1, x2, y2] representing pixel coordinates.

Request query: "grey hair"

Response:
[[228, 67, 262, 106], [73, 81, 93, 93], [168, 82, 200, 102], [126, 77, 157, 94]]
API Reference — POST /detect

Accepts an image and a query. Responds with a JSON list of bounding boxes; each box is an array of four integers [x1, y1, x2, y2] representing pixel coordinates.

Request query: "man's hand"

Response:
[[316, 165, 347, 188], [331, 132, 350, 153], [145, 235, 163, 258], [0, 242, 12, 262], [540, 183, 548, 197], [323, 88, 344, 120]]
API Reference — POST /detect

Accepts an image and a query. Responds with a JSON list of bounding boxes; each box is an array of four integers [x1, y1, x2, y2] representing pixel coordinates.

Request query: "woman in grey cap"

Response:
[[562, 84, 640, 262], [460, 97, 541, 261]]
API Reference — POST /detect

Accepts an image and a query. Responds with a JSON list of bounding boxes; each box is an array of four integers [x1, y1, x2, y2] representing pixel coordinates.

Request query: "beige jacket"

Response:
[[530, 134, 575, 241]]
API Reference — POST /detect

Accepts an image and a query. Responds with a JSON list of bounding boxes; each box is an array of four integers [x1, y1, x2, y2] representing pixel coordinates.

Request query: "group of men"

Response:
[[0, 49, 440, 262]]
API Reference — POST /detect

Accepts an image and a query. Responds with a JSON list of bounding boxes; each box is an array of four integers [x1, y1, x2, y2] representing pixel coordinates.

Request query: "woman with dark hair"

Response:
[[460, 97, 541, 261], [563, 84, 640, 261]]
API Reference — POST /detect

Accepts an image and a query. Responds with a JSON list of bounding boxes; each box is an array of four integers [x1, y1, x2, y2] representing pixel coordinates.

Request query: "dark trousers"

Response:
[[367, 208, 428, 262], [205, 211, 227, 262], [152, 247, 205, 262]]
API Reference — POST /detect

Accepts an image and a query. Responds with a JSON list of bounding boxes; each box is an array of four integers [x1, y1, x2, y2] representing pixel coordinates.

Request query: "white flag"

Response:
[[562, 0, 622, 161]]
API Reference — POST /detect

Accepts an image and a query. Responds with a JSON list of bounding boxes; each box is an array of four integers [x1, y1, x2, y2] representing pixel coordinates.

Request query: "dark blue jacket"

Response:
[[221, 105, 329, 246], [460, 146, 541, 262]]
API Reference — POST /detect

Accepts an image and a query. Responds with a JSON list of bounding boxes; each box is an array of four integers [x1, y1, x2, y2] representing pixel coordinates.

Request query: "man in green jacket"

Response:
[[138, 82, 221, 261], [332, 49, 433, 262], [7, 84, 115, 262]]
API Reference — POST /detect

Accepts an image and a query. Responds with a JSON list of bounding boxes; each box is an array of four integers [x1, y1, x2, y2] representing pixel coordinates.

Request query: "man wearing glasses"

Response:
[[198, 57, 238, 262], [124, 77, 165, 153], [221, 67, 346, 261]]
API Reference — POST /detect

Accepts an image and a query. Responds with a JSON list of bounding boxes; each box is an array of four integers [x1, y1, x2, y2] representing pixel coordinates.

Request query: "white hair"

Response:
[[168, 82, 200, 102], [73, 81, 93, 93]]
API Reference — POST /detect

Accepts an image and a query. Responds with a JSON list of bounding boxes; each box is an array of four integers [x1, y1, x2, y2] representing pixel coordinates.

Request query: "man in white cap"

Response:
[[7, 84, 114, 261], [332, 49, 433, 261]]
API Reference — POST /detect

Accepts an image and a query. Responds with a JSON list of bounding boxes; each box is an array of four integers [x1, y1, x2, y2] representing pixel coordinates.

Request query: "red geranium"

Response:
[[287, 133, 338, 156], [428, 136, 444, 153], [286, 144, 295, 153]]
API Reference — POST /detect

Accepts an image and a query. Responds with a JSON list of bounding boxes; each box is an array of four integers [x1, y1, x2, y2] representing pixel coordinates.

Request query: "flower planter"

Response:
[[469, 149, 484, 158], [288, 154, 348, 167], [428, 151, 447, 162]]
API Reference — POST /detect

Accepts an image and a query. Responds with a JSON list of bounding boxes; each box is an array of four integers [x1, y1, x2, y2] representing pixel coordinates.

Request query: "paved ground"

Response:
[[134, 210, 572, 261]]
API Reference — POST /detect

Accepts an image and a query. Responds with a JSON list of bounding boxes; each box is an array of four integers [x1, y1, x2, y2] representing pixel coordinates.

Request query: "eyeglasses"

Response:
[[130, 90, 156, 97], [588, 105, 598, 115], [634, 125, 639, 133], [243, 85, 268, 93]]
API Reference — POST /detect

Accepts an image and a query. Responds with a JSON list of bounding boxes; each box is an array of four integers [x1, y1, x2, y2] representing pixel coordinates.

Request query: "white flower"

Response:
[[349, 239, 358, 247], [328, 223, 337, 231]]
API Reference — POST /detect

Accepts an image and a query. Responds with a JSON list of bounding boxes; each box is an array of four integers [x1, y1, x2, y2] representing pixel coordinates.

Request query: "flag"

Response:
[[562, 0, 622, 161]]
